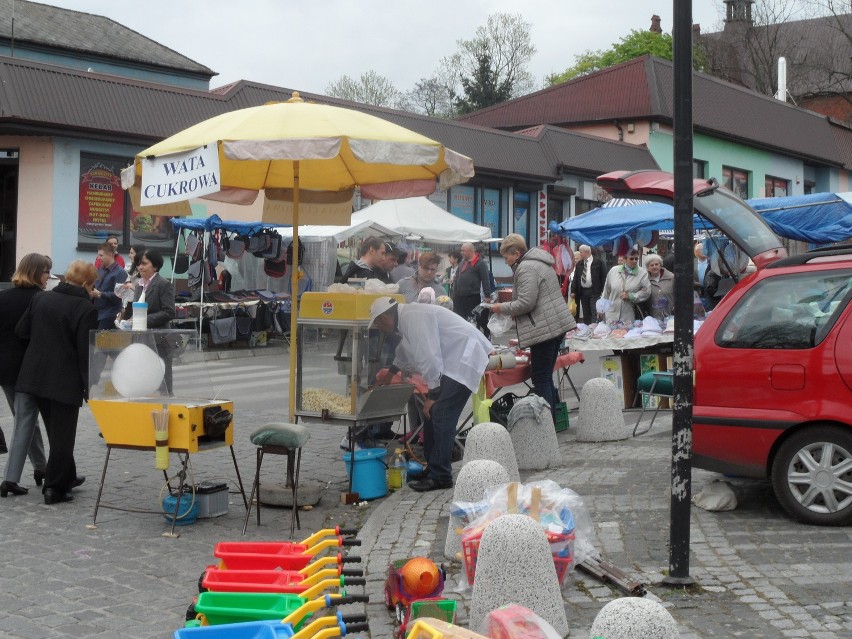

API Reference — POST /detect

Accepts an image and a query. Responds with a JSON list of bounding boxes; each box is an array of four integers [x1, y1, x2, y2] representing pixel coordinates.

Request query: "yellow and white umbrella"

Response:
[[122, 92, 475, 419]]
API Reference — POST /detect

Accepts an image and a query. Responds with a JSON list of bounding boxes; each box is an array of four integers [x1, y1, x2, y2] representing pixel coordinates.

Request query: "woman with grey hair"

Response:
[[599, 248, 651, 323], [491, 234, 576, 415], [645, 253, 674, 320]]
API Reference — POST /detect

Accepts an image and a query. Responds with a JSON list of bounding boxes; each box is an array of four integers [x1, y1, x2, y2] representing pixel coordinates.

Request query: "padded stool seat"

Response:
[[633, 371, 674, 436], [243, 422, 310, 537]]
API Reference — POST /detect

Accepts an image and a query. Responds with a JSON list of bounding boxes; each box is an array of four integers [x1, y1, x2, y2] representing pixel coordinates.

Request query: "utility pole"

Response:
[[664, 0, 696, 587]]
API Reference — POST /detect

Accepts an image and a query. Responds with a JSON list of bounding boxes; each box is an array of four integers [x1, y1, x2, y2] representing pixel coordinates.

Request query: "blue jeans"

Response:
[[529, 335, 563, 415], [2, 387, 47, 483], [423, 376, 471, 483]]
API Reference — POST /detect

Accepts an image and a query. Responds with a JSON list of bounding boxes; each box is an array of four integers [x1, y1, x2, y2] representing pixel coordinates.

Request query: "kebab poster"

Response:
[[78, 154, 125, 244]]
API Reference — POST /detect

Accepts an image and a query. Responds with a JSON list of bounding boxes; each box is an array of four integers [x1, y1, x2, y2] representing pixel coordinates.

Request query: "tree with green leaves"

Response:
[[325, 70, 400, 107], [547, 30, 676, 85], [454, 46, 514, 115]]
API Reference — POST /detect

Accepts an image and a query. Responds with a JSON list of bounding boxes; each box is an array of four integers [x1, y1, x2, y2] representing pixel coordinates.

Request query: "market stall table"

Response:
[[564, 332, 674, 409]]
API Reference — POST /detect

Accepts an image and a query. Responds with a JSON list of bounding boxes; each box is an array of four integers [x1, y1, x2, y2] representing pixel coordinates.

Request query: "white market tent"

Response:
[[275, 219, 399, 290], [352, 197, 492, 243]]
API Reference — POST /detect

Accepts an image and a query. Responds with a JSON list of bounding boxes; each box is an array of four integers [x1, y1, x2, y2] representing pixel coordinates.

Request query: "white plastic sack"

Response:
[[487, 312, 513, 338], [692, 480, 737, 511], [595, 298, 611, 315]]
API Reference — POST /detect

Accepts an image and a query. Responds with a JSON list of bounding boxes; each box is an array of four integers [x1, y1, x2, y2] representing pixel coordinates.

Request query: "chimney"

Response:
[[650, 14, 662, 33]]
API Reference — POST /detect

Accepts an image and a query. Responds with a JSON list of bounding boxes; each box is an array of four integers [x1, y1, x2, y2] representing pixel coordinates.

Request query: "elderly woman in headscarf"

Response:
[[645, 253, 675, 321], [599, 248, 651, 323]]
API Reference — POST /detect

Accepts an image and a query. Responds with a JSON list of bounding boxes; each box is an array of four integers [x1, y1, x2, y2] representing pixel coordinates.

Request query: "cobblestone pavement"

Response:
[[2, 375, 851, 638]]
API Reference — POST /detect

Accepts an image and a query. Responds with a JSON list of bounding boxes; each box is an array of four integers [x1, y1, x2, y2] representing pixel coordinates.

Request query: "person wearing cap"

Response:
[[341, 236, 387, 284], [370, 297, 493, 492]]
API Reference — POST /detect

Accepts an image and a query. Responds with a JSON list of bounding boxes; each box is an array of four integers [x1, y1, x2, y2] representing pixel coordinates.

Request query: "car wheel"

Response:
[[771, 425, 852, 525]]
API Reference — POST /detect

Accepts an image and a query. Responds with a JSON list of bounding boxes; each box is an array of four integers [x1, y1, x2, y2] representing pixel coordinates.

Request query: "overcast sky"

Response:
[[41, 1, 724, 94]]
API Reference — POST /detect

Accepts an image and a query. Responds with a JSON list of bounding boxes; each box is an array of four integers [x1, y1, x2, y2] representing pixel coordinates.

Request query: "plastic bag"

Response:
[[452, 480, 594, 590], [487, 312, 513, 338], [568, 296, 577, 316], [595, 297, 611, 315]]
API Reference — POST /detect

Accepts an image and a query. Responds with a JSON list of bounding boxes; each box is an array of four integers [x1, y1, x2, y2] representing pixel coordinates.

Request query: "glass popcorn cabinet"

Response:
[[294, 292, 415, 431]]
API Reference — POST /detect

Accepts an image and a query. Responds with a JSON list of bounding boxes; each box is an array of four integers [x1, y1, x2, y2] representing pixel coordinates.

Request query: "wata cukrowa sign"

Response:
[[140, 145, 220, 206]]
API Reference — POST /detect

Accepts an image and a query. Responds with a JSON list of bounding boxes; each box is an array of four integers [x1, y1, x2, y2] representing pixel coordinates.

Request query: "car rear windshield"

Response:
[[695, 189, 782, 257], [717, 269, 852, 349]]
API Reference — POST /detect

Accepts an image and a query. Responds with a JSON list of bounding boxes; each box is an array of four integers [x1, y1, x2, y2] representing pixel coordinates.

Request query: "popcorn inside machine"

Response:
[[295, 292, 415, 499]]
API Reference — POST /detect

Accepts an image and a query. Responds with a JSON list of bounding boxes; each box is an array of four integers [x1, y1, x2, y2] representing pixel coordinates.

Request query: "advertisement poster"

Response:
[[514, 191, 530, 241], [482, 188, 500, 238], [78, 154, 126, 248], [450, 185, 475, 222], [129, 202, 176, 251]]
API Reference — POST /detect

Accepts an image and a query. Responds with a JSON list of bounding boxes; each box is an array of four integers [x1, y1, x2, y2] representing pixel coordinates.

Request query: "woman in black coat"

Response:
[[0, 253, 50, 497], [16, 260, 98, 504], [121, 249, 175, 327]]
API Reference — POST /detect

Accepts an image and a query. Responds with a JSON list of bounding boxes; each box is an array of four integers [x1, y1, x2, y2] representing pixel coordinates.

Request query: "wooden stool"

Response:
[[243, 422, 310, 537]]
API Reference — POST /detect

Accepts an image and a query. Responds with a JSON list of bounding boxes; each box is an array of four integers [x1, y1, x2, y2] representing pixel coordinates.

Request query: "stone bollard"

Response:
[[576, 377, 629, 442], [444, 460, 510, 561], [506, 395, 563, 470], [590, 597, 679, 638], [461, 422, 520, 482], [468, 514, 569, 636]]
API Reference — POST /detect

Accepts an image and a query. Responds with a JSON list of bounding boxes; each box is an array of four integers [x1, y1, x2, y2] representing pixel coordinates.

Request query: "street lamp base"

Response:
[[662, 574, 695, 587]]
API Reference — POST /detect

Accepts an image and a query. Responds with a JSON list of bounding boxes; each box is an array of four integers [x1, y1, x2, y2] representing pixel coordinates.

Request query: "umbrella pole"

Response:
[[288, 161, 300, 422]]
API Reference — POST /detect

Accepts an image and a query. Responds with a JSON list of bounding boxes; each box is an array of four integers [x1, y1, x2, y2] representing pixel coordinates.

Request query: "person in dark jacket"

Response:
[[340, 236, 387, 284], [121, 249, 176, 328], [491, 235, 576, 415], [570, 244, 606, 323], [452, 242, 494, 323], [0, 253, 50, 497], [16, 259, 98, 504], [92, 242, 128, 329]]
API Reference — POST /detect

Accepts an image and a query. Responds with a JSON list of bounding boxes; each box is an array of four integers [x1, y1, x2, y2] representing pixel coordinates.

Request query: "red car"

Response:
[[693, 246, 852, 525], [597, 170, 852, 525]]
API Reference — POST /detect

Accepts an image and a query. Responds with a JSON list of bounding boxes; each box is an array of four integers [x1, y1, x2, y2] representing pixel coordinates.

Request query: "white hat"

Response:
[[368, 296, 398, 328]]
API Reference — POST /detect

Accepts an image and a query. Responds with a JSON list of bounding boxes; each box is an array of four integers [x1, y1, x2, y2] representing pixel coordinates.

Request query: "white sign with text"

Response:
[[140, 145, 221, 205]]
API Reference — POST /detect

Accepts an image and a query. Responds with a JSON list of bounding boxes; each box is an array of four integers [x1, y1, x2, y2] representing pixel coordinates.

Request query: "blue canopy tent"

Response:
[[170, 213, 275, 237], [746, 192, 852, 244], [553, 202, 710, 247], [555, 193, 852, 247]]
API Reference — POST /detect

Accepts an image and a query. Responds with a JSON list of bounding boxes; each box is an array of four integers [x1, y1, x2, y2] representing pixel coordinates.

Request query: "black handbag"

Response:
[[234, 304, 254, 342]]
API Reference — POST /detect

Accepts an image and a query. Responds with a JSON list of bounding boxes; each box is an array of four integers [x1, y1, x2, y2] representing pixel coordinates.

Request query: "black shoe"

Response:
[[0, 443, 7, 454], [43, 488, 74, 504], [72, 476, 86, 488], [409, 477, 453, 492], [0, 481, 28, 497], [34, 470, 45, 487]]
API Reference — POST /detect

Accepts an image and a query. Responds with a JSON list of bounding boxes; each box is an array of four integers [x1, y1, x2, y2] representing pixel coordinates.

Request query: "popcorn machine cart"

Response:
[[294, 292, 415, 502], [86, 329, 247, 537]]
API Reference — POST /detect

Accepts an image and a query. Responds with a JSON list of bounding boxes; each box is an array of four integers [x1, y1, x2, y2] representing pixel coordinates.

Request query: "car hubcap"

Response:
[[787, 441, 852, 514]]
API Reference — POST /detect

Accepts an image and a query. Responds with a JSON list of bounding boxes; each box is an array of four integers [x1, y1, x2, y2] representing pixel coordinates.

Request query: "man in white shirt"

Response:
[[370, 297, 493, 492]]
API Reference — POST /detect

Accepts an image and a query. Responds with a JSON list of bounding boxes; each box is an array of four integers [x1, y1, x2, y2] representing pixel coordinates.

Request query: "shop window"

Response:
[[513, 191, 531, 244], [575, 198, 598, 215], [764, 176, 789, 198], [722, 166, 749, 199], [693, 160, 708, 179], [481, 187, 501, 238]]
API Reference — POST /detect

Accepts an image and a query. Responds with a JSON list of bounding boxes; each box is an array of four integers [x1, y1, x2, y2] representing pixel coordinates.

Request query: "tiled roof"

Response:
[[0, 0, 214, 77], [458, 55, 847, 168], [0, 55, 659, 182]]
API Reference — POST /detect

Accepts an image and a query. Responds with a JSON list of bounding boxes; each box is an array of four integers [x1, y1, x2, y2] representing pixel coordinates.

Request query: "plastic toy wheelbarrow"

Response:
[[189, 589, 367, 628], [175, 610, 369, 639], [201, 567, 364, 595], [215, 528, 360, 571]]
